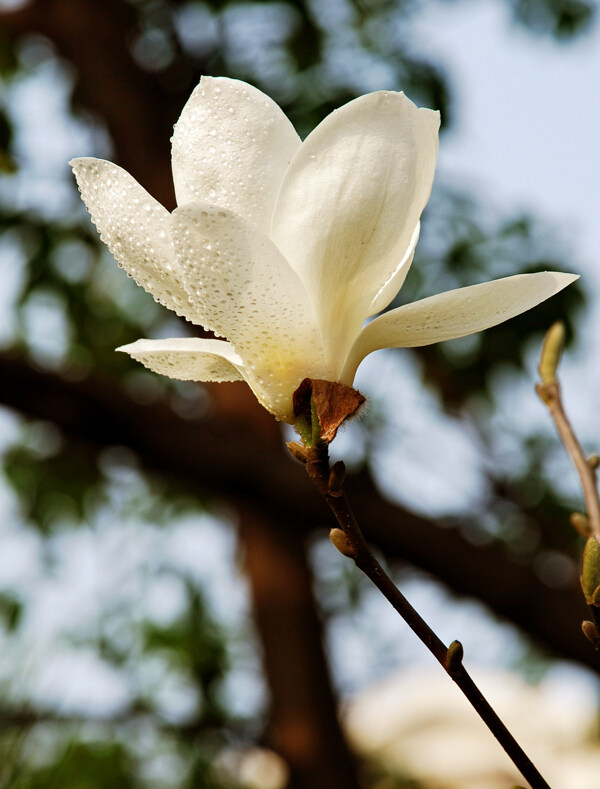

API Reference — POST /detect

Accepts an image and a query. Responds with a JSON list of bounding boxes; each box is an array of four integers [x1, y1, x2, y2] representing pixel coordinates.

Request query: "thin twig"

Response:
[[536, 322, 600, 650], [536, 379, 600, 539], [303, 444, 551, 789]]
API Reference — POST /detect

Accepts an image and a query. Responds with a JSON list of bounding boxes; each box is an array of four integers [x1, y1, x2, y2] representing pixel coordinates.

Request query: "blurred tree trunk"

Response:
[[239, 503, 361, 789]]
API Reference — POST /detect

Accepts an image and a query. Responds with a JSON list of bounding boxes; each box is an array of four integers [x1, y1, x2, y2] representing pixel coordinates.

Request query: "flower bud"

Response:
[[581, 536, 600, 604], [582, 620, 600, 650], [538, 321, 565, 385], [328, 461, 346, 497], [286, 441, 308, 464], [570, 512, 591, 538], [445, 640, 464, 676], [329, 528, 356, 558]]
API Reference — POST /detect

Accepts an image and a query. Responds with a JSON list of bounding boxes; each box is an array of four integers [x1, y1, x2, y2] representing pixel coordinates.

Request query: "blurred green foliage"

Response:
[[21, 742, 139, 789], [512, 0, 595, 36]]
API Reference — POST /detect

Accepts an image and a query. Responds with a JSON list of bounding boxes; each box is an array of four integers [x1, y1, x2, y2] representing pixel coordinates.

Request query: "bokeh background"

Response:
[[0, 0, 599, 787]]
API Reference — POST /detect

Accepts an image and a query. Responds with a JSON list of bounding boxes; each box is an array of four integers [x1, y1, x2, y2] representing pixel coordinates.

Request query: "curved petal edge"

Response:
[[71, 157, 199, 323], [271, 90, 439, 364], [171, 76, 301, 232], [117, 337, 245, 382], [340, 271, 579, 384]]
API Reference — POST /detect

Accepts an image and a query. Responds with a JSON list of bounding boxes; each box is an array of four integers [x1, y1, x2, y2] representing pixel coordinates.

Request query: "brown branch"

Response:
[[0, 349, 594, 671], [303, 445, 551, 789]]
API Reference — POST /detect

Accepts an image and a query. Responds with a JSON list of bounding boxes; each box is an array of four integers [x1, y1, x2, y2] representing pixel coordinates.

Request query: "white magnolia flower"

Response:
[[71, 76, 577, 423]]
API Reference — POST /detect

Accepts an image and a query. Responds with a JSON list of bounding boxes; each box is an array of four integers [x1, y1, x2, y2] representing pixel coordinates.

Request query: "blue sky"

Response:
[[416, 0, 599, 283]]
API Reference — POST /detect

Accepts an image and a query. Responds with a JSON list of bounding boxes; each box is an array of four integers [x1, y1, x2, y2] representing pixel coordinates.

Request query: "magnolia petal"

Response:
[[172, 203, 331, 422], [271, 90, 439, 364], [171, 76, 301, 233], [71, 158, 199, 322], [340, 271, 579, 384], [368, 221, 421, 317], [117, 337, 245, 382]]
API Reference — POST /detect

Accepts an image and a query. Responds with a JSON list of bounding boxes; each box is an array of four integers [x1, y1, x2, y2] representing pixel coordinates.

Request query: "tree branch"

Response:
[[303, 445, 551, 789], [536, 380, 600, 539], [0, 350, 593, 671], [536, 323, 600, 650]]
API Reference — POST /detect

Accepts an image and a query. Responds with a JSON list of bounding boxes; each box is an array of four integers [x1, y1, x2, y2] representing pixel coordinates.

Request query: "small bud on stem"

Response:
[[286, 441, 309, 464], [581, 536, 600, 604], [445, 640, 464, 677], [329, 528, 357, 558], [570, 512, 591, 538], [582, 620, 600, 650], [328, 461, 346, 497], [538, 321, 565, 385]]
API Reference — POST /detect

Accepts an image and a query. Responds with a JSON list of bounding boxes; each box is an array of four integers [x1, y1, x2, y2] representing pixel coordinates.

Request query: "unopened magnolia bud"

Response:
[[582, 620, 600, 650], [588, 454, 600, 470], [328, 461, 346, 497], [581, 536, 600, 603], [329, 528, 356, 558], [445, 640, 464, 676], [538, 321, 565, 385], [570, 512, 591, 538], [286, 441, 308, 463]]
